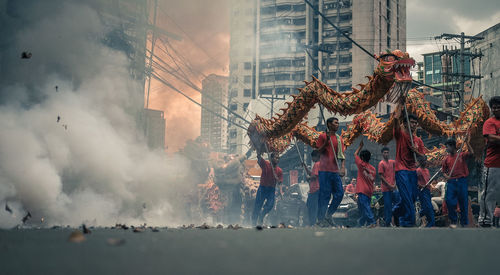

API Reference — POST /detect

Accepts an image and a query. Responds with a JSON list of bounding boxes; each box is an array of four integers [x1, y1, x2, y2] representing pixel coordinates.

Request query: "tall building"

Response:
[[228, 0, 406, 154], [200, 74, 229, 152], [471, 22, 500, 103], [143, 108, 166, 150]]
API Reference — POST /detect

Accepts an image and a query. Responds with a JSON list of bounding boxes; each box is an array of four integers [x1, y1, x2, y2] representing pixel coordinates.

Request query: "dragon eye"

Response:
[[384, 56, 396, 62], [379, 54, 399, 62]]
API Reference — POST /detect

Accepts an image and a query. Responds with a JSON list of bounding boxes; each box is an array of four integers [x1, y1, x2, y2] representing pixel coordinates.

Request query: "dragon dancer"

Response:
[[252, 151, 283, 226], [392, 104, 426, 227], [316, 117, 346, 227]]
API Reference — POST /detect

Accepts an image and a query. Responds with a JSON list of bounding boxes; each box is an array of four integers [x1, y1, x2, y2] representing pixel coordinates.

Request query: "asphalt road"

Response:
[[1, 227, 499, 275]]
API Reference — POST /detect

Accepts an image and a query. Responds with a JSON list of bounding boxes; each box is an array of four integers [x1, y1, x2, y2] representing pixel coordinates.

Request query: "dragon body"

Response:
[[248, 50, 415, 153], [247, 50, 489, 167]]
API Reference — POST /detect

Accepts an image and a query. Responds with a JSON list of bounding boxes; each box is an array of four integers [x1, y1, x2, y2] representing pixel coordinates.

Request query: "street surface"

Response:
[[1, 227, 499, 275]]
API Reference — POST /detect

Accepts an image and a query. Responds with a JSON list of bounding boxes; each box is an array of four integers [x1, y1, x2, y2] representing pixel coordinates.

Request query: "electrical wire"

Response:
[[151, 72, 248, 131]]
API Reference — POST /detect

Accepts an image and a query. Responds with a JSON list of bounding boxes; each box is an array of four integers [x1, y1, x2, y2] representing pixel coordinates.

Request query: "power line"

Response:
[[148, 49, 251, 125], [151, 73, 248, 131]]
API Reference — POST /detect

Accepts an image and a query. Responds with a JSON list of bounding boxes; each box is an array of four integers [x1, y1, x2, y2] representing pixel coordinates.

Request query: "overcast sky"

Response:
[[407, 0, 500, 61]]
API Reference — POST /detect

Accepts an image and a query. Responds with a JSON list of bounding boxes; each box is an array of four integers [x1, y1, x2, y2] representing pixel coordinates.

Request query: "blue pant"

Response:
[[306, 191, 319, 226], [446, 177, 468, 226], [357, 193, 375, 226], [418, 188, 435, 227], [318, 171, 344, 220], [382, 191, 400, 226], [394, 170, 418, 227], [252, 186, 275, 225]]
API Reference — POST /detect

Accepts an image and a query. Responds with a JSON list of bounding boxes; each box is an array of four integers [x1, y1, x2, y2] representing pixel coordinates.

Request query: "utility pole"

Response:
[[145, 0, 158, 109], [435, 33, 483, 112]]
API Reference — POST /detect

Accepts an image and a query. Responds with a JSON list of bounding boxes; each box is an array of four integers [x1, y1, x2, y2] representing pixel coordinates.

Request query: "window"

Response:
[[277, 4, 291, 12], [340, 13, 352, 21], [244, 62, 251, 70], [293, 4, 306, 12], [386, 105, 391, 114], [260, 88, 272, 95], [293, 18, 305, 25], [230, 130, 237, 139], [230, 104, 237, 111], [276, 74, 290, 81], [244, 76, 251, 83], [231, 76, 238, 83], [244, 89, 251, 97], [243, 103, 249, 111], [276, 87, 289, 95], [229, 144, 237, 152]]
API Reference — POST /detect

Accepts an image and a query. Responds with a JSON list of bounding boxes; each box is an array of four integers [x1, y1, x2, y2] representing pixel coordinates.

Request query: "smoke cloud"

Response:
[[0, 0, 199, 228]]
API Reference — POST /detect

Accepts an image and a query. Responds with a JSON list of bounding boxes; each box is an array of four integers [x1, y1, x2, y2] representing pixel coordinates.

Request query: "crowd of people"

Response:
[[251, 96, 500, 228]]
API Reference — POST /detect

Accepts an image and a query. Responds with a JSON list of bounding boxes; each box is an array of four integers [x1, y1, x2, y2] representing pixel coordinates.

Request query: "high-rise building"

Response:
[[228, 0, 406, 154], [143, 108, 166, 150], [200, 74, 229, 152]]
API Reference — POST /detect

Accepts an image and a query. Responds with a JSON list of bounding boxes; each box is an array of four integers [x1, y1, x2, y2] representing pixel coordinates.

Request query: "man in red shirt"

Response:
[[345, 178, 356, 194], [378, 147, 400, 227], [479, 96, 500, 227], [392, 104, 427, 227], [303, 150, 321, 226], [252, 152, 283, 226], [354, 140, 377, 227], [316, 117, 346, 226], [417, 157, 435, 227], [442, 138, 473, 227]]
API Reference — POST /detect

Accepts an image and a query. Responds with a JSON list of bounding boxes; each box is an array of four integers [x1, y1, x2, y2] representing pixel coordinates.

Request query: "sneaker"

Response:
[[479, 222, 492, 228], [449, 224, 457, 229], [368, 223, 377, 228]]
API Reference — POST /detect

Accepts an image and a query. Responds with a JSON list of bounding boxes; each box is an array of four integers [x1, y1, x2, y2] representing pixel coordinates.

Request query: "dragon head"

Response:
[[375, 50, 415, 82]]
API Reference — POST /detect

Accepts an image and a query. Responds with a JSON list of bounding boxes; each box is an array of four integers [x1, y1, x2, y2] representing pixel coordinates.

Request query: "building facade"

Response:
[[228, 0, 406, 154], [422, 50, 472, 114], [200, 74, 229, 152], [471, 22, 500, 103]]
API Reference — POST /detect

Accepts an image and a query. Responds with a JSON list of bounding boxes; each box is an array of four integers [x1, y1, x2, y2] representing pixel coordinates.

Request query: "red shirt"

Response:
[[442, 152, 471, 179], [309, 162, 320, 193], [394, 126, 426, 171], [483, 117, 500, 168], [355, 155, 376, 197], [417, 167, 431, 190], [378, 159, 396, 192], [258, 157, 283, 187], [345, 183, 355, 193], [316, 133, 345, 172]]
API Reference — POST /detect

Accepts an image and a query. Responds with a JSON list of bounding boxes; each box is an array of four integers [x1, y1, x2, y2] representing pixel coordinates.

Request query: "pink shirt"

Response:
[[316, 133, 344, 173], [378, 159, 396, 192], [394, 127, 426, 171], [309, 162, 320, 193], [355, 155, 376, 197]]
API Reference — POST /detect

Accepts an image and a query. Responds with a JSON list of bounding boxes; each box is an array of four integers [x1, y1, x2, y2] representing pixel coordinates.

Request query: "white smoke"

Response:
[[0, 1, 197, 228]]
